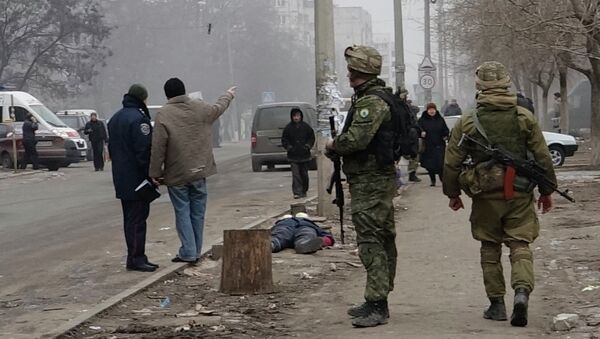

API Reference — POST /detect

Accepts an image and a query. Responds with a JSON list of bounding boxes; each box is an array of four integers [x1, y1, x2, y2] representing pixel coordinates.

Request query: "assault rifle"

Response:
[[327, 116, 345, 244], [458, 133, 575, 203]]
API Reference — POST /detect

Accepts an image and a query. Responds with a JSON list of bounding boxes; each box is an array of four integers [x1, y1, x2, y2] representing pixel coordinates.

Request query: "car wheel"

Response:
[[549, 145, 565, 167], [252, 159, 262, 172], [1, 153, 13, 169]]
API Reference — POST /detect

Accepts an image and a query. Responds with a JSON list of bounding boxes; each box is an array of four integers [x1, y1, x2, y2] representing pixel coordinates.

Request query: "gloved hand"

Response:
[[537, 194, 553, 214], [448, 197, 464, 211]]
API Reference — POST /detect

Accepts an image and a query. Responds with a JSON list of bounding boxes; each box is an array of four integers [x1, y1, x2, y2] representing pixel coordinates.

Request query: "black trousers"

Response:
[[91, 140, 105, 170], [21, 140, 39, 170], [120, 200, 150, 266], [290, 161, 309, 196]]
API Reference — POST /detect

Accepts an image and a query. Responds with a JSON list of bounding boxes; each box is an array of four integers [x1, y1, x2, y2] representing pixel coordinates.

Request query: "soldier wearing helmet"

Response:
[[325, 45, 397, 328], [443, 61, 557, 327]]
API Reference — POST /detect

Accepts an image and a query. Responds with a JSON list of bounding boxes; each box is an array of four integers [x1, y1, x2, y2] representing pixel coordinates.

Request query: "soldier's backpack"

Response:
[[366, 88, 420, 160]]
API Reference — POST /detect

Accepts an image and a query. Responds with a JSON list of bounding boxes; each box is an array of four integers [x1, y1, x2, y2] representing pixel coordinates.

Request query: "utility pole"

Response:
[[423, 0, 433, 103], [437, 0, 444, 102], [394, 0, 406, 90], [314, 0, 337, 217]]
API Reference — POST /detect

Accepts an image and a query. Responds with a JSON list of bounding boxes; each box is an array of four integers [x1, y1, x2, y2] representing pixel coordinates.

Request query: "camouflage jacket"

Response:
[[443, 104, 557, 199], [332, 78, 395, 181]]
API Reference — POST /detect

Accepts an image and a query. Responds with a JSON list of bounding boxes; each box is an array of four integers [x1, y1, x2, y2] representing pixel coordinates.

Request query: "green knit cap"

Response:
[[128, 84, 148, 101]]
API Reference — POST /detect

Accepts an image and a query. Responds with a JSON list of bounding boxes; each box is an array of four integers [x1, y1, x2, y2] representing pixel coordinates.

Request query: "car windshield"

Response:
[[59, 116, 82, 129], [30, 105, 67, 127], [256, 107, 296, 130]]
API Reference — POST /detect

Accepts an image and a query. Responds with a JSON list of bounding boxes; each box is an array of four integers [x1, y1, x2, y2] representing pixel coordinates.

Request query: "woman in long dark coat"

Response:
[[418, 103, 449, 186]]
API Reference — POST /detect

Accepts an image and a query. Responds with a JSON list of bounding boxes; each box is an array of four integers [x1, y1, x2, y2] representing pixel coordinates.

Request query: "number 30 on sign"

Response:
[[420, 74, 436, 89]]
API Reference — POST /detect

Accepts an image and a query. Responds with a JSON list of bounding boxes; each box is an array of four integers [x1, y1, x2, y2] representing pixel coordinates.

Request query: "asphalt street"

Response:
[[0, 142, 316, 338]]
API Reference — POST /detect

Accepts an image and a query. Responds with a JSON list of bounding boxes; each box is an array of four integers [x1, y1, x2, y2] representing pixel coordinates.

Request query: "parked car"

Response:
[[56, 110, 97, 161], [444, 115, 578, 167], [251, 102, 317, 172], [0, 123, 73, 171], [0, 92, 88, 163], [543, 131, 578, 166]]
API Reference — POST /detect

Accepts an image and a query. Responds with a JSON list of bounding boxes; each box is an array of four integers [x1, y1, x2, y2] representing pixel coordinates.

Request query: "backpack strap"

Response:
[[472, 109, 491, 143]]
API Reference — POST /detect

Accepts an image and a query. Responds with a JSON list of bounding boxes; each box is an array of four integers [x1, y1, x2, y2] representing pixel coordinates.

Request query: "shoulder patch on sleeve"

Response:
[[140, 123, 151, 135]]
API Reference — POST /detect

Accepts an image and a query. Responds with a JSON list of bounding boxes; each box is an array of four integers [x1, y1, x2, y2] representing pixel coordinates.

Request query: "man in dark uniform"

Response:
[[84, 112, 108, 171], [108, 84, 158, 272], [21, 113, 39, 170]]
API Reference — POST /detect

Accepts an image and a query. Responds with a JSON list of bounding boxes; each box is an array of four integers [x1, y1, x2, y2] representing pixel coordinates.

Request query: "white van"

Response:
[[0, 91, 88, 163]]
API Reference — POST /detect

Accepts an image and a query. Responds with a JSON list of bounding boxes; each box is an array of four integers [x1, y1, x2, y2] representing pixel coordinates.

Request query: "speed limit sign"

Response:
[[420, 74, 436, 89]]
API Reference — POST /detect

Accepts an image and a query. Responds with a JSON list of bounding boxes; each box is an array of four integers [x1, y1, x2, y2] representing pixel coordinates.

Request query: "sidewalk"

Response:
[[62, 184, 559, 339], [286, 183, 553, 338]]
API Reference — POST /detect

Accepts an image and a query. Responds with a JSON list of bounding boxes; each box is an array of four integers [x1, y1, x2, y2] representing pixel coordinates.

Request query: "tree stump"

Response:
[[220, 229, 273, 295]]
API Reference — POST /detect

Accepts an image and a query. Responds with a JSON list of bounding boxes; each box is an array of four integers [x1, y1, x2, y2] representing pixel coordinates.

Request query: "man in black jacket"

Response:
[[21, 113, 39, 170], [108, 84, 158, 273], [281, 108, 315, 199], [84, 113, 108, 171]]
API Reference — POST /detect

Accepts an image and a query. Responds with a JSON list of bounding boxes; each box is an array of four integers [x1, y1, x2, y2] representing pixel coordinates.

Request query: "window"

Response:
[[59, 115, 84, 130], [279, 15, 287, 25], [257, 107, 295, 130], [29, 105, 67, 127], [275, 0, 287, 7], [9, 107, 28, 122], [0, 124, 9, 138]]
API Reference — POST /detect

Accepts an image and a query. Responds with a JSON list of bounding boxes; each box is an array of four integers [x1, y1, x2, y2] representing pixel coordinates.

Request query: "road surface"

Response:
[[0, 142, 316, 338]]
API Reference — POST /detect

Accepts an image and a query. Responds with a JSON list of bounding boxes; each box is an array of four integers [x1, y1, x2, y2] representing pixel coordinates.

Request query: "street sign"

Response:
[[262, 92, 276, 104], [420, 74, 436, 89], [418, 56, 436, 72]]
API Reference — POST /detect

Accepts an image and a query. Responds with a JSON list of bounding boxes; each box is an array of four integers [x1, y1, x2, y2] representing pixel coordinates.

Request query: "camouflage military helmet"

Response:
[[476, 61, 510, 82], [345, 45, 382, 75], [475, 61, 512, 90]]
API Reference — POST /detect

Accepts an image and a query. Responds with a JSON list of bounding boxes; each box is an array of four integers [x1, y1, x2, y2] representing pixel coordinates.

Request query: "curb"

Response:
[[0, 170, 43, 180], [45, 195, 318, 339]]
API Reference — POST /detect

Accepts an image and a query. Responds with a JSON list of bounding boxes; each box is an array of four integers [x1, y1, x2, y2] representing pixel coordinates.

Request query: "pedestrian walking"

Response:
[[84, 112, 108, 171], [418, 103, 449, 186], [281, 108, 315, 199], [443, 99, 463, 116], [443, 61, 557, 327], [326, 45, 397, 328], [149, 78, 235, 264], [399, 94, 421, 182], [108, 84, 159, 273], [20, 113, 39, 170]]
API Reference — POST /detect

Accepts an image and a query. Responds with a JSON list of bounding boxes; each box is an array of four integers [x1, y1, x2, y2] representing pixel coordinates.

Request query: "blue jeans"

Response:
[[167, 178, 208, 261]]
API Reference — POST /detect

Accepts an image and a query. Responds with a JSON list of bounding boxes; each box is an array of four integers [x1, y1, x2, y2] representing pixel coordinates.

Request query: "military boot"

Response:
[[483, 297, 507, 321], [409, 171, 421, 182], [510, 288, 530, 327], [351, 301, 389, 328], [348, 302, 390, 319]]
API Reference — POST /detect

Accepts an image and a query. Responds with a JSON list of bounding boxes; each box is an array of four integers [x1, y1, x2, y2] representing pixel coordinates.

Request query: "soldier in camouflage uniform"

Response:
[[326, 45, 397, 328], [443, 61, 556, 327]]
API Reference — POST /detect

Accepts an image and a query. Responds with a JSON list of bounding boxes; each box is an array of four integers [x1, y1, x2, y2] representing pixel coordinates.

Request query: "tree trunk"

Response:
[[558, 64, 569, 133], [541, 88, 549, 131], [220, 229, 273, 295], [590, 77, 600, 167]]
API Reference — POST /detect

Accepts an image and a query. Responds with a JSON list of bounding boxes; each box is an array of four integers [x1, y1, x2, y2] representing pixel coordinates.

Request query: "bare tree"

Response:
[[0, 0, 111, 98]]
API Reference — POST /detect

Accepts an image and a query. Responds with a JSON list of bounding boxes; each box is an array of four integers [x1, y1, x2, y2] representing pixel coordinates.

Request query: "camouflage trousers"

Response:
[[470, 194, 539, 297], [406, 155, 419, 172], [348, 174, 397, 302]]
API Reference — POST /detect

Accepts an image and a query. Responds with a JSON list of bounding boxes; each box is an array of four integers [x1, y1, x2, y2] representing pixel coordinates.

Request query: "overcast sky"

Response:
[[334, 0, 429, 87]]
